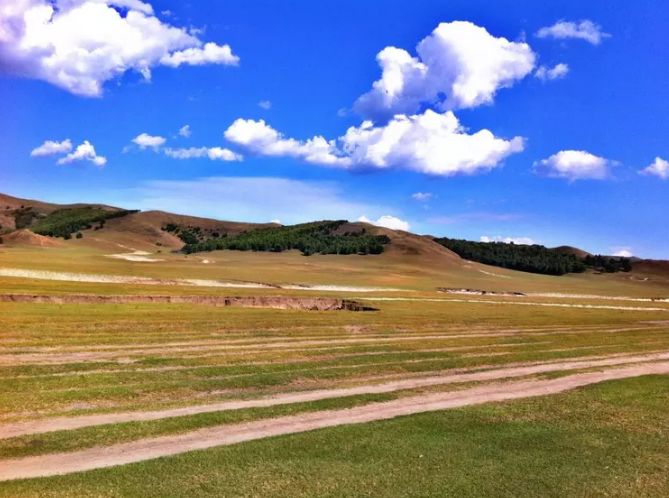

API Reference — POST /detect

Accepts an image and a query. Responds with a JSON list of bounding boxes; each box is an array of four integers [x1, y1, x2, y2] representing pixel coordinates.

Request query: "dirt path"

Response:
[[1, 362, 668, 481], [359, 296, 669, 312], [2, 351, 668, 440]]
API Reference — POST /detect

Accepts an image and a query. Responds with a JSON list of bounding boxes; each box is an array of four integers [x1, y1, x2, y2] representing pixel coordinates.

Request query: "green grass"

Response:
[[0, 391, 403, 459], [0, 245, 668, 496], [2, 298, 668, 417], [1, 375, 668, 497]]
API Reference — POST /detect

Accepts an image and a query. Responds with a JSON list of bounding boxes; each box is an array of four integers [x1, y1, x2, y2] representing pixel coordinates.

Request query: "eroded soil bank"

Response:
[[0, 294, 377, 311]]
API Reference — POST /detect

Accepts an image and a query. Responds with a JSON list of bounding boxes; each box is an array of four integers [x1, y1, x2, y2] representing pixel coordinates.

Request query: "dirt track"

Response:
[[359, 296, 669, 312], [2, 351, 668, 439], [1, 362, 668, 481]]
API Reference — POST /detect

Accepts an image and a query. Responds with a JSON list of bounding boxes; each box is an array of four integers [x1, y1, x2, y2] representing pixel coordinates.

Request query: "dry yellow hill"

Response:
[[1, 229, 64, 248]]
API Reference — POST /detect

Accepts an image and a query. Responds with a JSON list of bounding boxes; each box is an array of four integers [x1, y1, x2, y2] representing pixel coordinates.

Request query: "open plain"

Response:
[[1, 211, 668, 496]]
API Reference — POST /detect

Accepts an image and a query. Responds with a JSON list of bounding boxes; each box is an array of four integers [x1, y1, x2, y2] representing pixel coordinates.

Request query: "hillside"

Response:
[[0, 193, 125, 235], [0, 229, 64, 248], [96, 210, 275, 250], [1, 192, 667, 298], [551, 245, 591, 259]]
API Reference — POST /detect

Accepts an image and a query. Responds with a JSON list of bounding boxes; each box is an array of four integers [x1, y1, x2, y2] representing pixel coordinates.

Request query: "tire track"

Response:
[[2, 351, 668, 440], [1, 361, 668, 481]]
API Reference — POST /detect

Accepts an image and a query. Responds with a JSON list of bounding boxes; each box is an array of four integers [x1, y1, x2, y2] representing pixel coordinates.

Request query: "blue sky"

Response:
[[1, 0, 667, 258]]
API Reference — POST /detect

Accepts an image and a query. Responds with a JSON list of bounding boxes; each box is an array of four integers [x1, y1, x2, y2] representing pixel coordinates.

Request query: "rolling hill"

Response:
[[0, 192, 666, 295]]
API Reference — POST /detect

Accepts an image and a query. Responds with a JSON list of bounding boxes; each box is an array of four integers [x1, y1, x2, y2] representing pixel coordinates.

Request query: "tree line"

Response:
[[174, 220, 391, 256], [434, 237, 631, 276]]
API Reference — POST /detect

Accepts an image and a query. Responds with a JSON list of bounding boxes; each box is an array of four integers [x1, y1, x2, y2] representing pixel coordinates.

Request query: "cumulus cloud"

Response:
[[480, 235, 536, 245], [132, 133, 166, 149], [612, 247, 633, 258], [258, 100, 272, 110], [640, 157, 669, 180], [30, 139, 72, 156], [354, 21, 536, 119], [163, 147, 241, 161], [411, 192, 433, 202], [178, 125, 191, 138], [0, 0, 239, 96], [358, 215, 410, 231], [56, 140, 107, 166], [536, 20, 609, 45], [534, 150, 611, 181], [534, 63, 569, 81], [341, 110, 524, 175], [224, 118, 350, 166], [159, 42, 238, 68], [225, 110, 524, 176], [222, 21, 529, 177]]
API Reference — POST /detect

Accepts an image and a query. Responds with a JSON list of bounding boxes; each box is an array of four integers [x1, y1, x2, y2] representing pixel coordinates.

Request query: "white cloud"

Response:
[[411, 192, 433, 201], [536, 20, 609, 45], [534, 150, 611, 181], [354, 21, 536, 119], [159, 42, 238, 68], [612, 247, 633, 258], [107, 176, 386, 225], [0, 0, 238, 96], [132, 133, 166, 149], [225, 110, 524, 176], [640, 157, 669, 180], [178, 125, 191, 138], [258, 100, 272, 110], [30, 139, 72, 156], [56, 140, 107, 166], [358, 215, 410, 231], [224, 118, 350, 166], [340, 110, 524, 175], [534, 63, 569, 81], [163, 146, 241, 161], [480, 235, 536, 245]]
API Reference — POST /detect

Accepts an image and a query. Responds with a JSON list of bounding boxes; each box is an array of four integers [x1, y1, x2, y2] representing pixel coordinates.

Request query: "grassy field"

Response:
[[1, 376, 668, 497], [1, 241, 668, 296], [1, 242, 669, 495]]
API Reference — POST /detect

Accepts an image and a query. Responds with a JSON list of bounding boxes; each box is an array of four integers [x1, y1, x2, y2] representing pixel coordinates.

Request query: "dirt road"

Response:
[[1, 362, 668, 481]]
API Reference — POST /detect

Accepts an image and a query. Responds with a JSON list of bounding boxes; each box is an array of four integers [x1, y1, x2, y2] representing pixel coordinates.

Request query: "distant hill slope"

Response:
[[551, 245, 591, 259], [632, 259, 669, 278], [98, 210, 276, 250], [0, 192, 664, 283], [433, 237, 637, 276], [0, 193, 121, 215], [0, 229, 64, 248], [0, 193, 126, 235]]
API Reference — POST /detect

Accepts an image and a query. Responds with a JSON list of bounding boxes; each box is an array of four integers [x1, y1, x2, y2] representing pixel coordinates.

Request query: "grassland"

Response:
[[1, 241, 668, 297], [1, 376, 668, 497], [1, 240, 669, 495]]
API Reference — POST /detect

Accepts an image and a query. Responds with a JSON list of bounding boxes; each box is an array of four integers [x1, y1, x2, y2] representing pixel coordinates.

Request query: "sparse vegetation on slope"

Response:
[[32, 207, 138, 239], [180, 221, 391, 256]]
